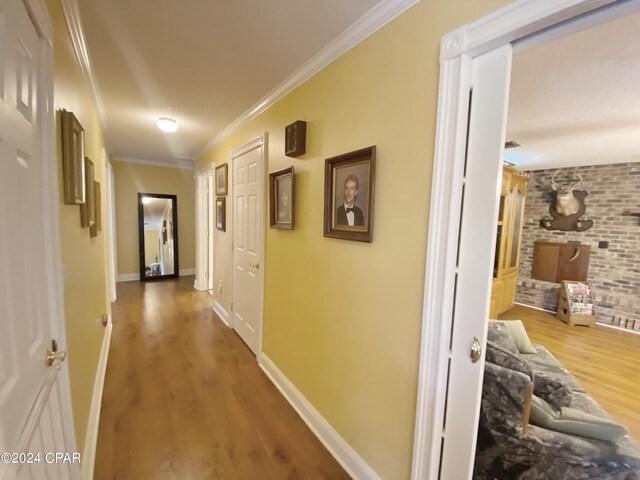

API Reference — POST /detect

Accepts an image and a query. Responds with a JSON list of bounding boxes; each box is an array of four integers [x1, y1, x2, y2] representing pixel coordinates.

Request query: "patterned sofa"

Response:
[[474, 323, 640, 479]]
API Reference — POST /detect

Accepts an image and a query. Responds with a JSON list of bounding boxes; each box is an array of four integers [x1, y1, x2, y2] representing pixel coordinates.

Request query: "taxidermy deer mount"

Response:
[[540, 171, 594, 232]]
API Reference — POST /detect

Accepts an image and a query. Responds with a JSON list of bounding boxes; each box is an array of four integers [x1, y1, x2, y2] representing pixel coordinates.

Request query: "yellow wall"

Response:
[[113, 161, 195, 276], [196, 0, 509, 477], [47, 0, 110, 451]]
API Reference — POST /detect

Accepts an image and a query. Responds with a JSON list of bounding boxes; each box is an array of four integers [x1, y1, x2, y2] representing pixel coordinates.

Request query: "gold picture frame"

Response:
[[80, 157, 95, 228], [90, 181, 101, 237], [323, 146, 376, 243], [61, 109, 86, 205], [215, 163, 228, 196], [269, 167, 295, 230]]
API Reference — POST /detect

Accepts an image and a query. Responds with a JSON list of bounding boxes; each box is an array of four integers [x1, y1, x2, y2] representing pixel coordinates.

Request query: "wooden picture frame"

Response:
[[90, 181, 101, 237], [269, 167, 295, 230], [80, 157, 96, 228], [216, 197, 226, 231], [215, 163, 228, 196], [285, 120, 306, 157], [61, 109, 86, 204], [324, 146, 375, 243]]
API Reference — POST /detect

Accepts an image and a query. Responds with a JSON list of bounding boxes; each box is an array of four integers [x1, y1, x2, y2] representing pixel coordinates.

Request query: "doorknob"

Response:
[[46, 340, 67, 367], [249, 262, 260, 269], [470, 337, 482, 363]]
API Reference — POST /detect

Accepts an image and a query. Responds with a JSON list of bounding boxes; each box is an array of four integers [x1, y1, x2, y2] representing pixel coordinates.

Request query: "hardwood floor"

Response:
[[95, 277, 349, 480], [499, 304, 640, 444]]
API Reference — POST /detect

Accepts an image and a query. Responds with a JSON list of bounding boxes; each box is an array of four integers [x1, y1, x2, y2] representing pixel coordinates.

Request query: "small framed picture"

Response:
[[80, 157, 96, 228], [324, 146, 375, 243], [269, 167, 295, 230], [61, 109, 86, 205], [216, 197, 226, 231], [215, 163, 228, 196], [90, 181, 101, 237]]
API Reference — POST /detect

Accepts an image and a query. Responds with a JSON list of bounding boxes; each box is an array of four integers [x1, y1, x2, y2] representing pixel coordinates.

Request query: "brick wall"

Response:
[[515, 162, 640, 332]]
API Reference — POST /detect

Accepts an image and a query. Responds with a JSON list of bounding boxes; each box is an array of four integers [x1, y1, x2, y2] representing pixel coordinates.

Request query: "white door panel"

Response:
[[231, 137, 265, 356], [439, 45, 512, 479], [0, 0, 77, 478]]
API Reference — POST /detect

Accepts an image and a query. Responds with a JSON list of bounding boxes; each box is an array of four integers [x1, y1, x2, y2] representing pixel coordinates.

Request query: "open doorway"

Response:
[[412, 2, 640, 479], [476, 10, 640, 478]]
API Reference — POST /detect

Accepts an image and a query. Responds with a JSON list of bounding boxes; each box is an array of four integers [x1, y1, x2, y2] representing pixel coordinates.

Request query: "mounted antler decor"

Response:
[[540, 170, 594, 232]]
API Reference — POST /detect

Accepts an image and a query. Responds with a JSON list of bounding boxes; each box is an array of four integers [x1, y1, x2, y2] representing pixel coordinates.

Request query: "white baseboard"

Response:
[[193, 279, 200, 290], [81, 318, 113, 480], [117, 273, 139, 282], [180, 268, 195, 276], [514, 302, 556, 314], [212, 299, 230, 327], [259, 354, 380, 480]]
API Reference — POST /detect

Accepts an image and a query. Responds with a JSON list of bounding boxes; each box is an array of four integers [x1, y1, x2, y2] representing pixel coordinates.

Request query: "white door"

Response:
[[438, 45, 513, 479], [0, 0, 78, 479], [207, 173, 214, 291], [231, 136, 266, 356]]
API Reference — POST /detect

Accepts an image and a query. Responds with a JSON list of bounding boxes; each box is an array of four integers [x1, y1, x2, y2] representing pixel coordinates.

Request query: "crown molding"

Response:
[[192, 0, 421, 161], [115, 156, 195, 170], [60, 0, 110, 144]]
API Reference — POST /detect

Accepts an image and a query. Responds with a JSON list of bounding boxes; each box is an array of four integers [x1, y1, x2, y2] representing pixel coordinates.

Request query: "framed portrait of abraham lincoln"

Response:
[[323, 146, 375, 243]]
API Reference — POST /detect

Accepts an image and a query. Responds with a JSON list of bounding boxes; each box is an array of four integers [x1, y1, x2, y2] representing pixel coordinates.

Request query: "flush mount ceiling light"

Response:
[[157, 116, 178, 133]]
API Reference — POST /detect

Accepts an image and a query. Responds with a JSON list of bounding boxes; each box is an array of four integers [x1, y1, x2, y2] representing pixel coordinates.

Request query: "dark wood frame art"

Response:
[[80, 157, 95, 228], [285, 120, 306, 157], [269, 166, 295, 230], [138, 193, 179, 281], [323, 146, 376, 243], [215, 163, 228, 196], [216, 197, 226, 232], [61, 109, 86, 205]]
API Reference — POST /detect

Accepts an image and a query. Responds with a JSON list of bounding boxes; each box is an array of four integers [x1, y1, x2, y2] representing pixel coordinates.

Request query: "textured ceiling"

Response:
[[77, 0, 382, 165], [506, 10, 640, 171]]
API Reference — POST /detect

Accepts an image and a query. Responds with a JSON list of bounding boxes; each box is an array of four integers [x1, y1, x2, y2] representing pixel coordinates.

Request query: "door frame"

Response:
[[230, 133, 268, 360], [195, 166, 214, 291], [410, 0, 630, 478], [104, 155, 117, 302], [17, 0, 80, 475]]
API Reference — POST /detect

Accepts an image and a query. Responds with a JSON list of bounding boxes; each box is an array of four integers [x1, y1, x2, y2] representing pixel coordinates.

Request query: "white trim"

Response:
[[230, 134, 267, 361], [59, 0, 109, 142], [596, 322, 640, 336], [194, 279, 200, 290], [212, 300, 230, 327], [23, 0, 53, 44], [412, 1, 627, 479], [259, 355, 381, 480], [115, 156, 194, 170], [81, 319, 113, 480], [104, 157, 117, 302], [179, 268, 195, 276], [35, 2, 80, 476], [117, 273, 139, 282], [514, 301, 556, 314], [191, 0, 421, 160]]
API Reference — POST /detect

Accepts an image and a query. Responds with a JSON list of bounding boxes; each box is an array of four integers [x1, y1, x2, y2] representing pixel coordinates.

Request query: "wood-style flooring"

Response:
[[499, 304, 640, 445], [95, 276, 349, 480]]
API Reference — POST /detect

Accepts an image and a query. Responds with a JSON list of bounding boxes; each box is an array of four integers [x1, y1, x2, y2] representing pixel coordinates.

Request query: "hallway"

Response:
[[95, 277, 349, 479]]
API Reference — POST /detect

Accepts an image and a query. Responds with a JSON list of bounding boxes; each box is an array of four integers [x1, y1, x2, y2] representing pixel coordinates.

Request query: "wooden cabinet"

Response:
[[490, 166, 529, 317]]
